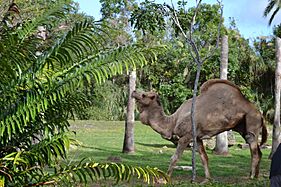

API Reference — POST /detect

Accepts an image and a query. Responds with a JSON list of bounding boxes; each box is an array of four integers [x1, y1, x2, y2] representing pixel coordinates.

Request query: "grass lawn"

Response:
[[68, 120, 271, 187]]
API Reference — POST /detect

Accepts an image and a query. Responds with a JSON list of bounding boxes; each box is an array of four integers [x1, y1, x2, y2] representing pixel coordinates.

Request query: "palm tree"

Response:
[[264, 0, 281, 25], [0, 1, 168, 186]]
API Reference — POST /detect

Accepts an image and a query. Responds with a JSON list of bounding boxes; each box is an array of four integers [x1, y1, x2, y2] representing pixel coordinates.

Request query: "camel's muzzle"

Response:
[[131, 91, 141, 100]]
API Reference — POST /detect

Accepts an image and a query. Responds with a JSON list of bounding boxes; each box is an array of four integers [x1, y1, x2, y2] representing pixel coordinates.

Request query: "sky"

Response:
[[75, 0, 281, 40]]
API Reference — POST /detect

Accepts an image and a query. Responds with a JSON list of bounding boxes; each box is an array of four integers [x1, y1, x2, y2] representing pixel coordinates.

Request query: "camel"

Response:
[[132, 79, 268, 180]]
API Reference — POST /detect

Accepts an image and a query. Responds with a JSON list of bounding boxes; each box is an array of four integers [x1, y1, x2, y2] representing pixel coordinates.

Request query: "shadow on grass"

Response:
[[78, 144, 118, 152], [135, 141, 176, 148]]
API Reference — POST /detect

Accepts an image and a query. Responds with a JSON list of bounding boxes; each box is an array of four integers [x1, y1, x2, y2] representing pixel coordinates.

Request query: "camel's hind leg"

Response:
[[245, 114, 262, 178], [197, 138, 211, 179], [167, 135, 191, 176]]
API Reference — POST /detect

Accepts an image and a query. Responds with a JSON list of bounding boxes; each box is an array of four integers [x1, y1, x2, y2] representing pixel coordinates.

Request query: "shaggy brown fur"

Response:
[[132, 79, 267, 180]]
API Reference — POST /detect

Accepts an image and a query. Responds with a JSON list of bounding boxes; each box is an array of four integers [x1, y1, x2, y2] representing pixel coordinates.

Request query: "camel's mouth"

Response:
[[131, 91, 142, 100], [131, 91, 145, 112]]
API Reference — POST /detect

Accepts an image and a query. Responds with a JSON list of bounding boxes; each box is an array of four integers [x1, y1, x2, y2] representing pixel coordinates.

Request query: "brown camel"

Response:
[[132, 79, 268, 180]]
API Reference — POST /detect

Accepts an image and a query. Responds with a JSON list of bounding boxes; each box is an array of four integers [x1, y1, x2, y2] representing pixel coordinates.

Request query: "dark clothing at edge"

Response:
[[270, 143, 281, 187], [270, 144, 281, 178]]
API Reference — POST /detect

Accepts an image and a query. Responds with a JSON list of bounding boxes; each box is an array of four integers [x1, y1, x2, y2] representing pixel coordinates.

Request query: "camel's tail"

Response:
[[260, 117, 268, 146]]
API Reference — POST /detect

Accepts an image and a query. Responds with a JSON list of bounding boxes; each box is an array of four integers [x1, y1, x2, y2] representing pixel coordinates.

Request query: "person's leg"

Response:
[[270, 175, 281, 187]]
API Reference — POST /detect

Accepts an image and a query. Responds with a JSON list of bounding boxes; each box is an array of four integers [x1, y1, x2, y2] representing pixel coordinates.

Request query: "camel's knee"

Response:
[[245, 132, 256, 144], [170, 154, 178, 163], [198, 143, 208, 164], [246, 132, 260, 160]]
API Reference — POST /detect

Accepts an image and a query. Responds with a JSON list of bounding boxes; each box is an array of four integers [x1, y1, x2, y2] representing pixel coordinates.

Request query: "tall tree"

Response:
[[214, 35, 229, 155], [100, 0, 139, 154], [271, 37, 281, 158], [123, 70, 136, 153]]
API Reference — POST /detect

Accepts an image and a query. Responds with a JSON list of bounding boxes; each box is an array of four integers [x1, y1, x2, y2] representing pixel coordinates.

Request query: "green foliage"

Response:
[[0, 1, 167, 186], [76, 80, 128, 120], [131, 2, 224, 113], [138, 40, 193, 113], [92, 0, 169, 119], [100, 0, 137, 19], [174, 3, 224, 39], [129, 0, 274, 119], [273, 24, 281, 37], [130, 0, 166, 35], [129, 2, 223, 114], [252, 36, 276, 121]]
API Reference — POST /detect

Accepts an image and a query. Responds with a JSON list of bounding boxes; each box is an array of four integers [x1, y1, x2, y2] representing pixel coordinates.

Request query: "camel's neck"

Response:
[[141, 108, 176, 139]]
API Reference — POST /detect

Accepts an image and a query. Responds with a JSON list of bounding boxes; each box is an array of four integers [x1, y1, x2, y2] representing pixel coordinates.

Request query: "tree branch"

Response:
[[202, 0, 223, 63]]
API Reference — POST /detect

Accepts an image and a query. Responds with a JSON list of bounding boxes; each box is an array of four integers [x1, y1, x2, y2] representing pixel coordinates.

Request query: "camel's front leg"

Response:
[[167, 136, 191, 176]]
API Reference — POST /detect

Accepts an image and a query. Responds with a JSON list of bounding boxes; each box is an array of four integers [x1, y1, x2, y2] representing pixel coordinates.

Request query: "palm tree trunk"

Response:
[[214, 35, 229, 155], [122, 70, 136, 153], [270, 37, 281, 158]]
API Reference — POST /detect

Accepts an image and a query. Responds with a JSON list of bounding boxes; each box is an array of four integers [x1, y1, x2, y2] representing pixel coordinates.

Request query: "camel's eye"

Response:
[[142, 94, 146, 98]]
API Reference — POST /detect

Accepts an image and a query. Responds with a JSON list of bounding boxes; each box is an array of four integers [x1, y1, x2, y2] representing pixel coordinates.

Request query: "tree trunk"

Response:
[[122, 70, 136, 153], [213, 35, 229, 155], [191, 62, 203, 182], [270, 37, 281, 158]]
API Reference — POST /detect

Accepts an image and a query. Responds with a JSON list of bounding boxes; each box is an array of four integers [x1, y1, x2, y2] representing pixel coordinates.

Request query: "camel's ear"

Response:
[[150, 95, 155, 100], [147, 92, 161, 105], [147, 92, 156, 100]]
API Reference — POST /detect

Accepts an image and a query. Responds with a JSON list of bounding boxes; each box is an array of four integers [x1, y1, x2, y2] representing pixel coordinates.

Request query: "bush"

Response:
[[76, 80, 128, 120]]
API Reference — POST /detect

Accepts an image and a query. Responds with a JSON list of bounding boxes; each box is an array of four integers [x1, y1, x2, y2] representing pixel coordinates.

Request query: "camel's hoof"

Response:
[[249, 172, 258, 179], [249, 175, 258, 179], [200, 178, 211, 185], [155, 178, 168, 185]]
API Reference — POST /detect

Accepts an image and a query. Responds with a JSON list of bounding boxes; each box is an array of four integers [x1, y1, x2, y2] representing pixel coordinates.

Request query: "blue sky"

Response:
[[75, 0, 281, 39]]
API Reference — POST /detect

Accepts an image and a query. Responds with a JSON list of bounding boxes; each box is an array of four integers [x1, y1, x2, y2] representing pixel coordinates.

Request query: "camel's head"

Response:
[[132, 91, 163, 126], [131, 91, 161, 112]]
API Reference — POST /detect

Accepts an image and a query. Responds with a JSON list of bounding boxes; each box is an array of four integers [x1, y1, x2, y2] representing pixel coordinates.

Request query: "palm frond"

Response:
[[0, 41, 164, 144], [1, 148, 169, 186], [0, 2, 167, 186], [269, 7, 280, 25], [33, 19, 102, 73], [0, 0, 16, 24], [264, 0, 276, 17], [46, 162, 169, 186], [0, 1, 69, 84], [31, 133, 71, 163], [16, 2, 66, 42], [264, 0, 281, 25]]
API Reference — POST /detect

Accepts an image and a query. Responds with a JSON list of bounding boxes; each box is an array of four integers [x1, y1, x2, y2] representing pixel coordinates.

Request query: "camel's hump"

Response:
[[200, 79, 240, 93]]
